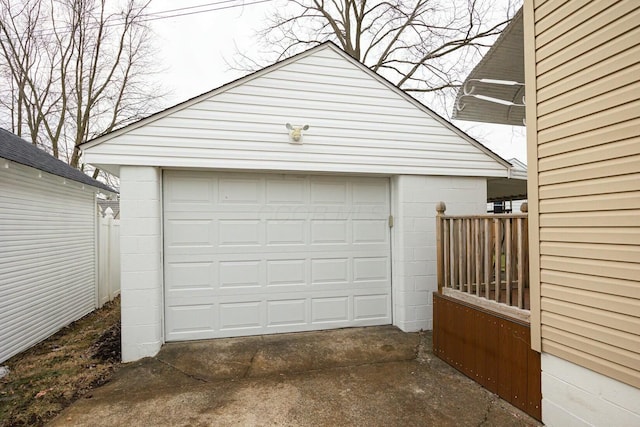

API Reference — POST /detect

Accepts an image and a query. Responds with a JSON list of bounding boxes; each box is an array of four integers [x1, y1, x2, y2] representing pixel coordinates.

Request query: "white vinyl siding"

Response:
[[530, 0, 640, 388], [84, 46, 508, 178], [0, 161, 97, 362], [163, 171, 391, 340]]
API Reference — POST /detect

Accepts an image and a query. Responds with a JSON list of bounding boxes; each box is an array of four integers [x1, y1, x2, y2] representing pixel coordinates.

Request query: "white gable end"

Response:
[[83, 45, 509, 177]]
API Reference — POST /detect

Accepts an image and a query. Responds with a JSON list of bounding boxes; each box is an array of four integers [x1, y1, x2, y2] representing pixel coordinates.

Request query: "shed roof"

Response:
[[0, 128, 116, 193]]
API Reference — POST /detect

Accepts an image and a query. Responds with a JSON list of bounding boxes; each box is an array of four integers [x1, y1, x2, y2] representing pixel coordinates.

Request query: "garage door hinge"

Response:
[[388, 215, 394, 228]]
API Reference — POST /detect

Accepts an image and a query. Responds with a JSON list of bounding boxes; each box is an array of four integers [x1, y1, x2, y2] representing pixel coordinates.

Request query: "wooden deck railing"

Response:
[[436, 202, 530, 316]]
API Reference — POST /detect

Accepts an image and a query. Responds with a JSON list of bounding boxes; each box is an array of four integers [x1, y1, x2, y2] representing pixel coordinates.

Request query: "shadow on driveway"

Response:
[[50, 327, 541, 426]]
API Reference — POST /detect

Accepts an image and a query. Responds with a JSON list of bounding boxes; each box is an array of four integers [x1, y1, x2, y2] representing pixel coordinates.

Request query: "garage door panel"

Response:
[[166, 305, 216, 335], [267, 299, 308, 326], [218, 220, 262, 246], [310, 220, 349, 244], [219, 301, 262, 330], [163, 175, 215, 208], [353, 219, 388, 243], [311, 296, 349, 323], [266, 178, 306, 204], [164, 172, 391, 341], [165, 219, 215, 248], [218, 177, 262, 204], [352, 182, 389, 205], [266, 259, 306, 286], [354, 294, 390, 320], [310, 258, 349, 284], [165, 262, 215, 290], [266, 220, 306, 245], [353, 257, 389, 282], [310, 181, 348, 205], [218, 260, 263, 289]]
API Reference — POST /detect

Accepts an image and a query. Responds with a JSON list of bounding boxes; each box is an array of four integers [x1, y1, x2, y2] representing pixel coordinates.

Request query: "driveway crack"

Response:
[[478, 396, 495, 426], [243, 337, 262, 378], [156, 358, 209, 383]]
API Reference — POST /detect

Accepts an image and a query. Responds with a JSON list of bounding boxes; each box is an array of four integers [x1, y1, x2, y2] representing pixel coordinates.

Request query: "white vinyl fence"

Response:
[[97, 207, 120, 307]]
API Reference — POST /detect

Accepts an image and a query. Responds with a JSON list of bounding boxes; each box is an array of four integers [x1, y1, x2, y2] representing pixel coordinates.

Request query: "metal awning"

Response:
[[452, 9, 525, 126]]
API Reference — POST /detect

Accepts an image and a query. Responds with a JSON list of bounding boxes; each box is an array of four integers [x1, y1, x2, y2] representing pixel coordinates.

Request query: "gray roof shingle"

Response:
[[0, 128, 116, 193]]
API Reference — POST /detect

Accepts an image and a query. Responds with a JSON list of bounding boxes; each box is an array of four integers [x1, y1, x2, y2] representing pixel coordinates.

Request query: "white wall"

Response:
[[84, 45, 509, 179], [119, 166, 163, 362], [117, 170, 488, 361], [542, 353, 640, 426], [0, 161, 98, 363], [391, 175, 487, 332]]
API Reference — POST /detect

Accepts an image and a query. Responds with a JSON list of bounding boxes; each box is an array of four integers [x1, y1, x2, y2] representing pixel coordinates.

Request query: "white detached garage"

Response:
[[81, 42, 519, 362]]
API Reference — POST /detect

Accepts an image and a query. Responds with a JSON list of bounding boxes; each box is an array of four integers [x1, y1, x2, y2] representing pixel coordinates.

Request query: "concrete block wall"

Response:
[[542, 353, 640, 426], [119, 166, 163, 362], [391, 175, 486, 332]]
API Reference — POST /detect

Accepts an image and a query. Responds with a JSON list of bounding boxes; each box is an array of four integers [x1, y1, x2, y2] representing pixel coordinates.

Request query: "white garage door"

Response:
[[163, 171, 391, 341]]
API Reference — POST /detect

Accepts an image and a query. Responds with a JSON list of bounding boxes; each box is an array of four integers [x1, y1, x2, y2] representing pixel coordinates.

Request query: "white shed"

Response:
[[81, 42, 525, 362], [0, 129, 116, 363]]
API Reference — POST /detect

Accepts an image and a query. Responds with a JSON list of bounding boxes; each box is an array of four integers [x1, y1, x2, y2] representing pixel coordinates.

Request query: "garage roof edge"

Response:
[[80, 42, 511, 170]]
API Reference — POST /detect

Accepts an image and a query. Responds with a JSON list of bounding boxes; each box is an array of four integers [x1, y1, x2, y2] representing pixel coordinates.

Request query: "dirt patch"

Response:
[[0, 298, 121, 427]]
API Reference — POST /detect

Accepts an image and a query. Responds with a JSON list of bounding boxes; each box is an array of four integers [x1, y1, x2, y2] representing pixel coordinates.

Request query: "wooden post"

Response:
[[436, 202, 446, 293]]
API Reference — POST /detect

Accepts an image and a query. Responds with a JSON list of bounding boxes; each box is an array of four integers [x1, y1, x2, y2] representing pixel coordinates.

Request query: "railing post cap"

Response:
[[436, 202, 446, 214], [520, 202, 528, 213]]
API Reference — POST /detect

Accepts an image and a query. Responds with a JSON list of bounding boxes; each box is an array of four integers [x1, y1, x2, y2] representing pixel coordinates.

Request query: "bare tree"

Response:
[[0, 0, 161, 177], [237, 0, 516, 110]]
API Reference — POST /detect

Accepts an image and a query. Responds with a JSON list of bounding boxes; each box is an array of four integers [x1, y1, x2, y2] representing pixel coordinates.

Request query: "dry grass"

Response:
[[0, 298, 121, 427]]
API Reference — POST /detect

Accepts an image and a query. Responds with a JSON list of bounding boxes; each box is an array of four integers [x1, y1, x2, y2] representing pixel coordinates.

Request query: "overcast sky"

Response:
[[145, 0, 527, 163]]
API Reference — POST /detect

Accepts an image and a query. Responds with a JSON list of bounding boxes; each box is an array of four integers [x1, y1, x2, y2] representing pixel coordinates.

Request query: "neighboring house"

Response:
[[80, 42, 526, 362], [453, 2, 639, 425], [0, 129, 117, 363]]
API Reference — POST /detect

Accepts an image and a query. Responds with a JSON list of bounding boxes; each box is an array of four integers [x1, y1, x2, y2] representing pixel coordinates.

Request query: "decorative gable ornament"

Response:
[[285, 123, 309, 144]]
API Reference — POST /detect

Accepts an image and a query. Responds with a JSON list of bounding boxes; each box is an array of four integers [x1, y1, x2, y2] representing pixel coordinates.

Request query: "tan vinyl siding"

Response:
[[529, 0, 640, 388]]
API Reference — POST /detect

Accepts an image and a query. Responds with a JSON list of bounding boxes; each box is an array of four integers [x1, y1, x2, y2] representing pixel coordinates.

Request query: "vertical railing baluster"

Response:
[[434, 206, 529, 311], [436, 202, 445, 293], [484, 218, 490, 299], [517, 217, 524, 309], [444, 217, 450, 289], [505, 218, 512, 306], [458, 219, 464, 291], [494, 218, 501, 303], [475, 218, 481, 296], [466, 218, 472, 294]]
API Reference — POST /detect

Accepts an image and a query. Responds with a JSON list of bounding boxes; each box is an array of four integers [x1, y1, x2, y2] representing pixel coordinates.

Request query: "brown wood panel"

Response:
[[485, 313, 499, 394], [527, 345, 543, 420], [497, 319, 513, 400], [512, 324, 530, 413], [433, 293, 541, 421]]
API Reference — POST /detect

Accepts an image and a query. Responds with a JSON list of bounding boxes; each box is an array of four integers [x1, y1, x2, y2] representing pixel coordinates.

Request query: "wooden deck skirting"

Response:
[[433, 293, 542, 421], [433, 203, 541, 421], [436, 202, 530, 312]]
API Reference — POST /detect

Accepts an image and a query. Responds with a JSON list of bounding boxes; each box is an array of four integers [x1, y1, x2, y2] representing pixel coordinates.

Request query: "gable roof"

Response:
[[80, 42, 510, 168], [0, 128, 116, 193]]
